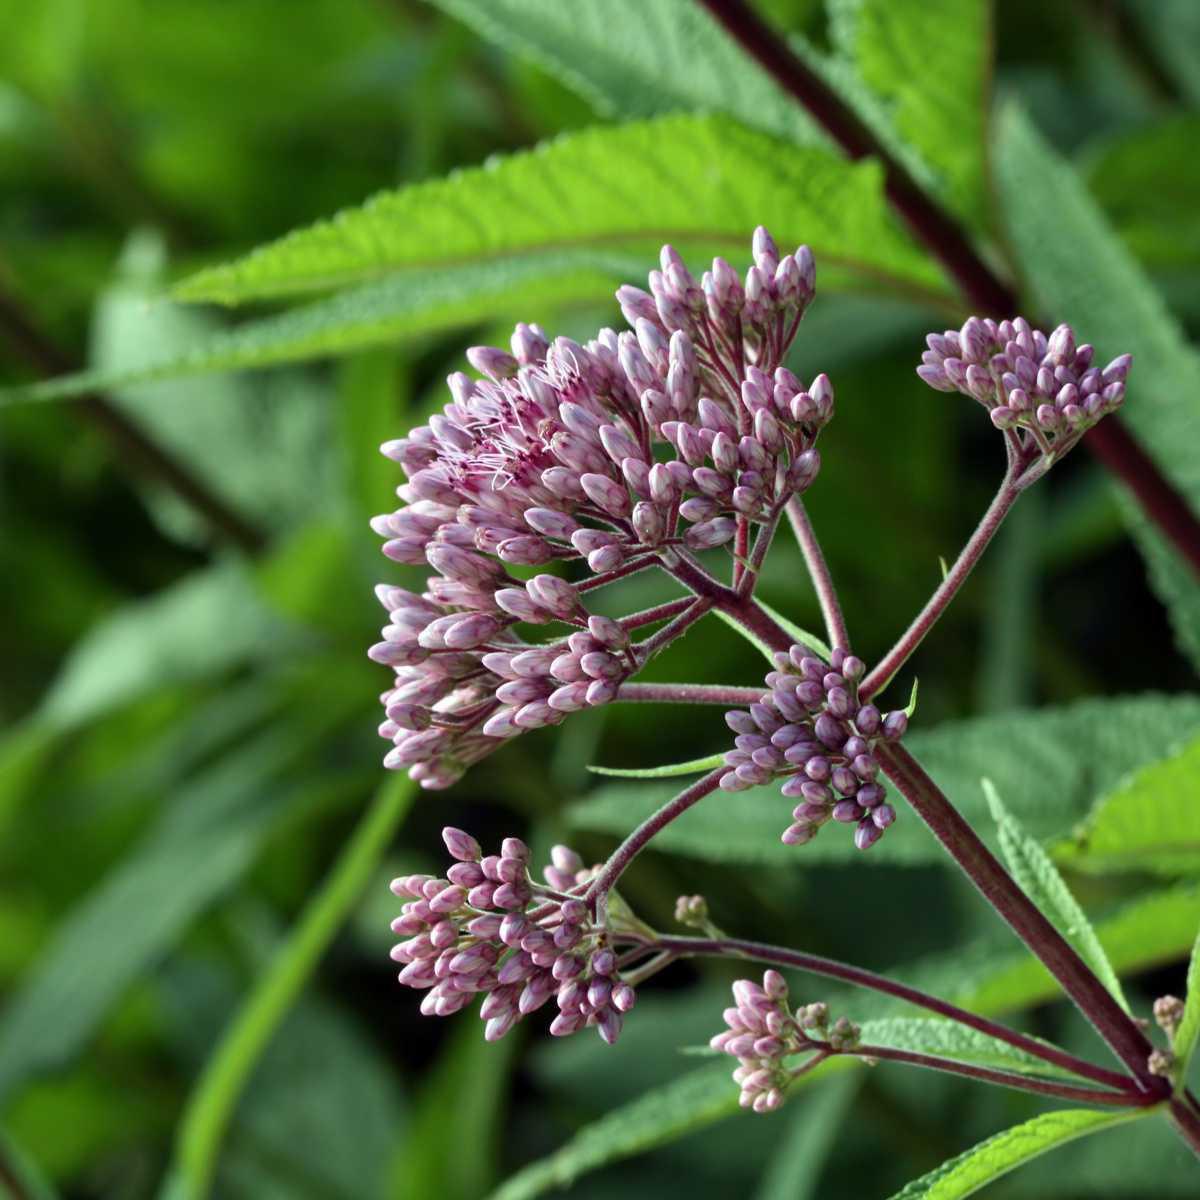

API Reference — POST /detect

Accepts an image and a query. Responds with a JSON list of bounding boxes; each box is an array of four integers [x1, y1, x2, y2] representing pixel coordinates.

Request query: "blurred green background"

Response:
[[2, 0, 1200, 1197]]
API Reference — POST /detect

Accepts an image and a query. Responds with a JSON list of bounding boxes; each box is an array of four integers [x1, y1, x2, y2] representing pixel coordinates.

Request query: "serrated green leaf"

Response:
[[425, 0, 822, 148], [3, 253, 636, 406], [569, 695, 1200, 867], [587, 753, 725, 779], [856, 1017, 1078, 1081], [994, 106, 1200, 672], [1054, 735, 1200, 876], [1175, 927, 1200, 1087], [984, 779, 1128, 1013], [488, 1057, 850, 1200], [173, 114, 946, 306], [825, 0, 990, 226], [886, 1109, 1147, 1200]]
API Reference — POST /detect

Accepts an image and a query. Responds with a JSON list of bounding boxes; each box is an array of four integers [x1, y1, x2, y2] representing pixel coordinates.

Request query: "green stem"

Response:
[[164, 776, 417, 1199]]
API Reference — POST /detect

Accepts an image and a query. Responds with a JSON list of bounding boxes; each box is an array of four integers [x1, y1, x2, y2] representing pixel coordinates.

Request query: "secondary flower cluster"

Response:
[[711, 971, 861, 1112], [370, 229, 833, 787], [390, 828, 637, 1044], [916, 316, 1131, 457], [721, 645, 906, 851]]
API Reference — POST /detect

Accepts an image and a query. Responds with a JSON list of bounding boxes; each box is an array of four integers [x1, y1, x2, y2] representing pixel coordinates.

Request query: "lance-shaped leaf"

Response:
[[984, 779, 1129, 1013], [1174, 927, 1200, 1088], [886, 1109, 1148, 1200], [173, 113, 947, 305], [587, 753, 726, 779]]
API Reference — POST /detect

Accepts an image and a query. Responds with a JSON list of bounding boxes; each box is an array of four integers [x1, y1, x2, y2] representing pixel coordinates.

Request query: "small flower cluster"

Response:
[[711, 971, 860, 1112], [721, 645, 906, 851], [917, 316, 1131, 458], [390, 828, 638, 1044], [370, 229, 832, 787]]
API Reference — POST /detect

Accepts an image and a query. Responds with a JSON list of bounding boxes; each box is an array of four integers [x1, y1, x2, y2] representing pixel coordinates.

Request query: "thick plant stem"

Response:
[[166, 777, 417, 1200], [849, 1045, 1147, 1108], [786, 497, 849, 650], [653, 934, 1132, 1091], [586, 767, 726, 911], [877, 742, 1163, 1093], [694, 0, 1200, 582], [1169, 1097, 1200, 1157], [665, 552, 794, 653], [861, 472, 1021, 698], [615, 682, 762, 705]]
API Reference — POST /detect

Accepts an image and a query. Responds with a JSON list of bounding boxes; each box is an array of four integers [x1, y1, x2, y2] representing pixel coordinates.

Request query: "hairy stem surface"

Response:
[[786, 497, 850, 649]]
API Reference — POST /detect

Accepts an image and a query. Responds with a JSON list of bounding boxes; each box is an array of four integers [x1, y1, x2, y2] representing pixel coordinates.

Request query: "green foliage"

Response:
[[1055, 735, 1200, 876], [984, 780, 1128, 1012], [424, 0, 823, 147], [569, 695, 1200, 865], [995, 105, 1200, 672], [5, 253, 640, 405], [856, 1017, 1079, 1080], [587, 753, 725, 779], [1175, 929, 1200, 1088], [825, 0, 991, 225], [886, 1109, 1147, 1199], [174, 113, 945, 306]]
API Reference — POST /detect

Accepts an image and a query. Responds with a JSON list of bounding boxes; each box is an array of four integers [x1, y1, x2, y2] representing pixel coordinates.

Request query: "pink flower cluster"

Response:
[[370, 229, 831, 788], [722, 645, 907, 851], [390, 828, 638, 1044], [917, 316, 1131, 455], [711, 970, 860, 1112]]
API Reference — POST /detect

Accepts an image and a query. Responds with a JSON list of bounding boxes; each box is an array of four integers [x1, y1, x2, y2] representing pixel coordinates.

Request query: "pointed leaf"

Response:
[[3, 253, 636, 406], [886, 1109, 1147, 1200], [1054, 735, 1200, 876], [587, 753, 725, 779], [984, 779, 1128, 1012], [173, 114, 946, 305], [1174, 926, 1200, 1086]]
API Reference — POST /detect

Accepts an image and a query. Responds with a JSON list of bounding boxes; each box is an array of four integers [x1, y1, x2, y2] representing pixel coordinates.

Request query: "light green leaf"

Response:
[[587, 753, 725, 779], [37, 562, 292, 732], [856, 1017, 1079, 1081], [984, 779, 1128, 1013], [825, 0, 991, 226], [424, 0, 822, 148], [932, 884, 1200, 1020], [173, 113, 946, 305], [1175, 927, 1200, 1086], [1054, 735, 1200, 876], [886, 1109, 1147, 1200], [995, 106, 1200, 671], [569, 695, 1200, 866], [488, 1061, 739, 1200], [4, 252, 636, 406], [0, 711, 357, 1102]]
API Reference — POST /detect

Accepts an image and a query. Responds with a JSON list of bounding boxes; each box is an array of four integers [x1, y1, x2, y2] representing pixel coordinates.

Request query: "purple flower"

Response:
[[917, 316, 1131, 464], [720, 645, 905, 851], [711, 971, 860, 1112], [371, 230, 833, 786], [391, 829, 648, 1044]]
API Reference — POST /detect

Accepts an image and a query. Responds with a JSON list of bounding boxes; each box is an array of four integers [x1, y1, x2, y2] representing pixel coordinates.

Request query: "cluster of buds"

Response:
[[721, 645, 906, 851], [917, 316, 1131, 463], [390, 829, 641, 1044], [370, 229, 832, 787], [711, 971, 860, 1112]]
